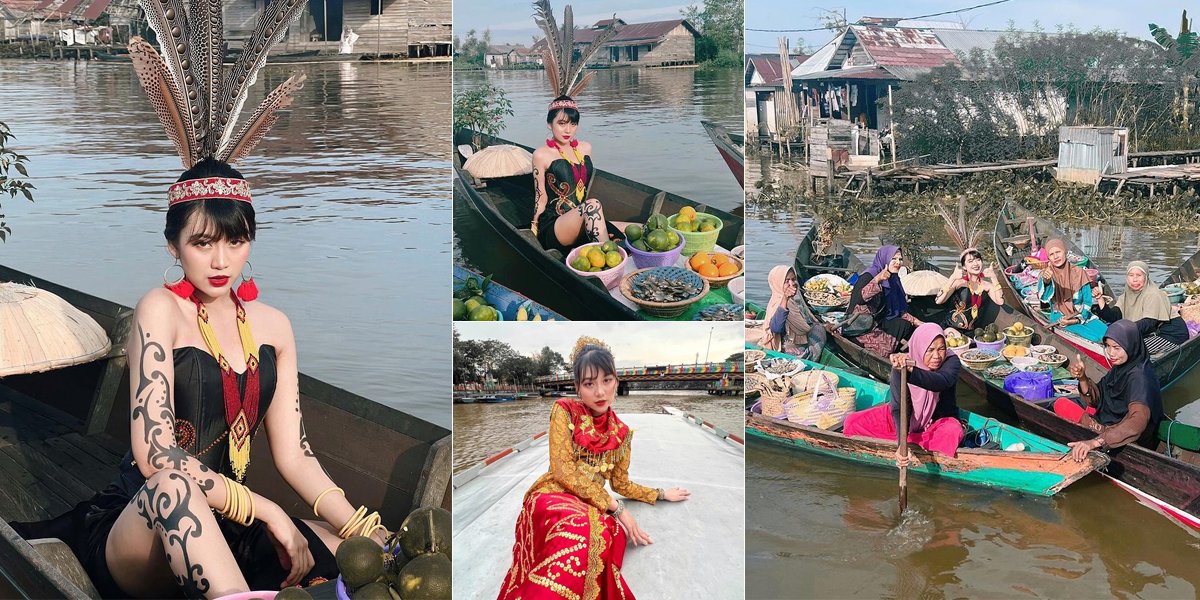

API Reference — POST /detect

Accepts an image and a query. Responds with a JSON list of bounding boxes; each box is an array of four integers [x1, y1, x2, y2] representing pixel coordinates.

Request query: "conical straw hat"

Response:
[[0, 282, 111, 377], [463, 144, 534, 179]]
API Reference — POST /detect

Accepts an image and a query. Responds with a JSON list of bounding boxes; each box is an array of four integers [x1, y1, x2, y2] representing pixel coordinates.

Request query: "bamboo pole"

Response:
[[888, 84, 897, 166]]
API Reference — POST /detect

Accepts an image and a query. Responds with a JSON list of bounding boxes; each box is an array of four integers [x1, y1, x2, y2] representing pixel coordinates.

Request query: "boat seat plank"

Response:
[[37, 437, 117, 491], [59, 432, 122, 463], [0, 445, 96, 506], [0, 450, 70, 521]]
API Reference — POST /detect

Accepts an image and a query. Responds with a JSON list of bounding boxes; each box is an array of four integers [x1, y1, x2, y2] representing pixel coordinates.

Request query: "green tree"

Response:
[[453, 83, 514, 148], [682, 0, 743, 68], [533, 346, 566, 377], [1150, 11, 1200, 134], [454, 28, 492, 69], [0, 121, 34, 242]]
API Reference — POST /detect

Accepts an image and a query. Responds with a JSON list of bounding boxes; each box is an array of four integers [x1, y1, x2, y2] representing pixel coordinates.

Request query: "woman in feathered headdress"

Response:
[[932, 199, 1004, 333], [498, 337, 690, 599], [528, 0, 622, 254], [11, 1, 389, 596]]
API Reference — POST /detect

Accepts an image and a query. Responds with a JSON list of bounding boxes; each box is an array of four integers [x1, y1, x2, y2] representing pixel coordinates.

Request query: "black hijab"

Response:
[[1096, 319, 1164, 427]]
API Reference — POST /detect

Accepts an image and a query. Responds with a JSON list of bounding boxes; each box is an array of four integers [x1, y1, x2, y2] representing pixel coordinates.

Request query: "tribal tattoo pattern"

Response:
[[532, 165, 545, 230], [135, 471, 210, 598], [579, 199, 603, 243], [131, 323, 216, 493]]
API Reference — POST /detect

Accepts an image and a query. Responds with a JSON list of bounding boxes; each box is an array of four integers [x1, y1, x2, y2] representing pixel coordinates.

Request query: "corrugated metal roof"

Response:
[[747, 53, 807, 86], [792, 33, 842, 77], [571, 19, 696, 44], [0, 0, 42, 16], [851, 25, 958, 68], [79, 0, 112, 20], [795, 64, 896, 81]]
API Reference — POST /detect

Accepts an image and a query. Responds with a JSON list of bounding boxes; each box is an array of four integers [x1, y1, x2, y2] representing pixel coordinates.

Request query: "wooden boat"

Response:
[[452, 407, 744, 599], [745, 348, 1108, 496], [454, 129, 745, 321], [993, 202, 1200, 388], [453, 265, 567, 321], [700, 120, 744, 188], [744, 300, 868, 377], [0, 265, 450, 598], [788, 221, 949, 383]]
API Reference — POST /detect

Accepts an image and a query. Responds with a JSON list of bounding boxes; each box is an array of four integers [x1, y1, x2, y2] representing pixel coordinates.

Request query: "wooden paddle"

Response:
[[898, 365, 909, 512]]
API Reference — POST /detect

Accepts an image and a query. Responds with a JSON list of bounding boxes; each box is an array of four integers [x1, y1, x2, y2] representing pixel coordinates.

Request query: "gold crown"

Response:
[[570, 336, 610, 364]]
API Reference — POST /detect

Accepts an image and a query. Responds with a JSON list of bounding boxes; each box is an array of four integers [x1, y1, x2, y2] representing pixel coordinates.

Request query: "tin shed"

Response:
[[1056, 126, 1128, 185]]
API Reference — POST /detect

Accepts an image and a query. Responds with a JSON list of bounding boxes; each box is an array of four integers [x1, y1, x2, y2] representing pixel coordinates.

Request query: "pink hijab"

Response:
[[906, 322, 945, 432]]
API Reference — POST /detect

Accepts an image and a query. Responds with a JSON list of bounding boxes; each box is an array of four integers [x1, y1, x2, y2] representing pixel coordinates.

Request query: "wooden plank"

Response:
[[0, 445, 95, 505], [36, 438, 113, 491], [0, 520, 91, 599], [0, 450, 70, 520]]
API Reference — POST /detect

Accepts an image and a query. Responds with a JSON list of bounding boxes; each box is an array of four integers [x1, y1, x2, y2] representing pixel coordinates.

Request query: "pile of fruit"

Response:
[[974, 323, 1002, 343], [1182, 282, 1200, 296], [802, 279, 850, 307], [670, 205, 720, 233], [282, 507, 451, 600], [687, 251, 740, 278], [1003, 321, 1031, 338], [453, 275, 499, 321], [570, 241, 624, 273], [943, 328, 969, 349], [625, 213, 680, 253]]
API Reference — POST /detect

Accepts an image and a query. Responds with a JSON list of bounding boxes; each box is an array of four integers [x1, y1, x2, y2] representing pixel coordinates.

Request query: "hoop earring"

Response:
[[163, 259, 194, 299], [236, 261, 259, 302]]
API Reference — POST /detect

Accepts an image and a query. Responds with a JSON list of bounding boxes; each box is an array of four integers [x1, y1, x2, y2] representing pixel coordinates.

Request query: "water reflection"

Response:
[[0, 59, 451, 427]]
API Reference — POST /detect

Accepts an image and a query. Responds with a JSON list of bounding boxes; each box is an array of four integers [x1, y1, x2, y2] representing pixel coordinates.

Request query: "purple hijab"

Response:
[[864, 245, 908, 320]]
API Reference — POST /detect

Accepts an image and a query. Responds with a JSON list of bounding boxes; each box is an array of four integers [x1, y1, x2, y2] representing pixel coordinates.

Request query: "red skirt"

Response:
[[498, 492, 634, 600]]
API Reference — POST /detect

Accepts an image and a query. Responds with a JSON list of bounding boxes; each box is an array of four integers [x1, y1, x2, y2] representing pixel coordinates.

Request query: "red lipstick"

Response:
[[208, 276, 230, 287]]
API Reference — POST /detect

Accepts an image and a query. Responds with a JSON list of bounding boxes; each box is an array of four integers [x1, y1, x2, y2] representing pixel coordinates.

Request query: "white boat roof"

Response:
[[453, 408, 745, 599]]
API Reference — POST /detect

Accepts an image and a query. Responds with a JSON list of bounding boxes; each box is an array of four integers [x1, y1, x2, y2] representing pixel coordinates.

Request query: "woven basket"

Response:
[[785, 382, 857, 430], [1181, 295, 1200, 323], [744, 349, 766, 367], [619, 267, 710, 318], [759, 380, 790, 418], [789, 370, 839, 395], [1024, 256, 1048, 270], [687, 255, 744, 289]]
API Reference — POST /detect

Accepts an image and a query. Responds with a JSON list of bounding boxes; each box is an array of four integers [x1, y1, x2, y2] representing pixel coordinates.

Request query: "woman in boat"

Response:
[[1038, 239, 1095, 327], [1094, 261, 1189, 347], [13, 10, 389, 597], [843, 245, 924, 357], [760, 265, 825, 359], [843, 322, 965, 462], [1058, 320, 1165, 461], [530, 95, 618, 254], [936, 248, 1004, 334], [499, 339, 690, 599]]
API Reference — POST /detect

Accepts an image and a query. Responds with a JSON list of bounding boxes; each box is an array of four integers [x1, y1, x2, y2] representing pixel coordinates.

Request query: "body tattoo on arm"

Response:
[[532, 166, 545, 227], [131, 324, 215, 492]]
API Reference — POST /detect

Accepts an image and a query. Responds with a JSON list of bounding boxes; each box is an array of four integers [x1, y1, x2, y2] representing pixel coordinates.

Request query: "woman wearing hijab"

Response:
[[1095, 261, 1189, 346], [843, 322, 965, 463], [844, 245, 924, 357], [1056, 320, 1166, 462], [760, 265, 826, 359], [1038, 239, 1095, 326]]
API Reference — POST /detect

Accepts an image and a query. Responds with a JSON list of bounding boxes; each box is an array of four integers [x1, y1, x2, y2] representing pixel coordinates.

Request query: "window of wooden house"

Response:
[[370, 0, 382, 16]]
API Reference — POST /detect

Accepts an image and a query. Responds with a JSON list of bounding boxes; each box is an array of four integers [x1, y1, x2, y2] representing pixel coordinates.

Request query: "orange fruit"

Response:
[[698, 263, 719, 278], [712, 253, 729, 267], [689, 252, 710, 270], [718, 262, 739, 277]]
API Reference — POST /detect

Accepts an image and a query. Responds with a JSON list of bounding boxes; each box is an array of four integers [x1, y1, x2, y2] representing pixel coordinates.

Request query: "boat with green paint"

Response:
[[745, 347, 1108, 496]]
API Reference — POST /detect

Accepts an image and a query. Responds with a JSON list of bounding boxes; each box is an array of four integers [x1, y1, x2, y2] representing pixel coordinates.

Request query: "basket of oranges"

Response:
[[686, 251, 743, 288]]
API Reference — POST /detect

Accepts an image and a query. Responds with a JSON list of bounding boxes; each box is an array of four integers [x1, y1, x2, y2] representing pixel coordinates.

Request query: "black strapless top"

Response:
[[171, 345, 278, 474], [543, 155, 595, 217]]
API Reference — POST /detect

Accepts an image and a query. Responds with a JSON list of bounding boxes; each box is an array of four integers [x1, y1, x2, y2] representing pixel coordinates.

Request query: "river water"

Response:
[[453, 391, 742, 473], [452, 68, 743, 318], [0, 59, 451, 427], [745, 155, 1200, 597]]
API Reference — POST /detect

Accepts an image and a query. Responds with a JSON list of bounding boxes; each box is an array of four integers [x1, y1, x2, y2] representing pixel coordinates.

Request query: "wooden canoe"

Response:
[[993, 202, 1200, 388], [700, 120, 744, 188], [746, 347, 1108, 495], [453, 129, 745, 321], [0, 264, 451, 598], [453, 407, 744, 599], [452, 265, 567, 321]]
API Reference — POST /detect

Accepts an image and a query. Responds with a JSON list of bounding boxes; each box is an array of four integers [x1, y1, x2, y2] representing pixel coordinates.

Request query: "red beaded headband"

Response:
[[549, 98, 578, 110], [167, 177, 253, 206]]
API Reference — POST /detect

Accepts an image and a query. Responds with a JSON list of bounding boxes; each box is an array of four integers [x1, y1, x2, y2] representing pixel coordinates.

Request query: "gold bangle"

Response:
[[313, 486, 345, 519]]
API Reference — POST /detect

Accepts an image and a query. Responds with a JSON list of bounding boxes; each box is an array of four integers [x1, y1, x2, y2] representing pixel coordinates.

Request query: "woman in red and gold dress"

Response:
[[498, 339, 690, 599]]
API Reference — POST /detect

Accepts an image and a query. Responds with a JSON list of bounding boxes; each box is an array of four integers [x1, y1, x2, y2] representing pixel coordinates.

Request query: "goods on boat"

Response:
[[568, 241, 625, 273], [334, 506, 453, 599], [1002, 344, 1028, 359], [453, 273, 502, 321], [1038, 353, 1068, 368], [746, 347, 1108, 495], [974, 323, 1002, 343], [986, 364, 1018, 379], [760, 357, 803, 376], [630, 271, 702, 302], [626, 212, 681, 254], [452, 266, 564, 322], [694, 304, 742, 321], [688, 251, 742, 279], [961, 349, 1002, 370]]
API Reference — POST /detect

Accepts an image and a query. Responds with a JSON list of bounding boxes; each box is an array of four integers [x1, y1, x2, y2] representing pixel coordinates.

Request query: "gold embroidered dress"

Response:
[[498, 399, 659, 600]]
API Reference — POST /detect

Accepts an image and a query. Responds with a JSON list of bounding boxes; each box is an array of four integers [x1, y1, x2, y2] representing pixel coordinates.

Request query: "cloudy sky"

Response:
[[454, 1, 692, 45], [455, 322, 745, 366], [746, 0, 1187, 54]]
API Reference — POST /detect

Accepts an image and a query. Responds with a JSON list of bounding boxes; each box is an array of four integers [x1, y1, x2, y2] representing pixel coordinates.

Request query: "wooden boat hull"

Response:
[[745, 349, 1107, 496], [454, 129, 744, 321], [700, 120, 744, 188], [452, 265, 567, 321], [0, 265, 450, 597], [993, 202, 1200, 389]]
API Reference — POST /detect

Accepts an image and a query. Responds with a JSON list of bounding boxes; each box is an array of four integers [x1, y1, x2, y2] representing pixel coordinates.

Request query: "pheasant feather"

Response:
[[189, 0, 223, 153], [136, 0, 202, 157], [129, 37, 197, 167], [219, 74, 307, 165]]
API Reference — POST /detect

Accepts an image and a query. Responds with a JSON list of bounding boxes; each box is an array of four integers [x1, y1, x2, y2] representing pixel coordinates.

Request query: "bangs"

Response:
[[573, 346, 616, 384], [547, 107, 581, 124], [167, 198, 256, 244]]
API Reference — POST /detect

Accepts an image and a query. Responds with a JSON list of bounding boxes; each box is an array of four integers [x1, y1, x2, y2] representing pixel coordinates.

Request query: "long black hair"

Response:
[[546, 94, 581, 125], [164, 157, 256, 246], [573, 344, 616, 384]]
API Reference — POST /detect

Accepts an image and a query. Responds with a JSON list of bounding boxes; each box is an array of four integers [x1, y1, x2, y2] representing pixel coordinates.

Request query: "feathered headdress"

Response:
[[533, 0, 619, 99], [130, 0, 309, 202], [935, 196, 992, 255], [570, 335, 610, 364]]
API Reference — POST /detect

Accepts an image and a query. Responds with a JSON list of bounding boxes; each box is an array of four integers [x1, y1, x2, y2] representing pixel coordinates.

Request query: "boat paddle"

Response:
[[897, 365, 909, 512]]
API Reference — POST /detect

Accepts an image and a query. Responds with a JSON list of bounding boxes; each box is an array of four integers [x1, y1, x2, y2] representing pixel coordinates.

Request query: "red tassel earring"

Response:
[[236, 262, 259, 302], [164, 259, 194, 299]]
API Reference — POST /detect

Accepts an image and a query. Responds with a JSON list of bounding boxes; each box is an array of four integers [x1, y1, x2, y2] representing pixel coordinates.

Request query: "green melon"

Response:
[[399, 507, 452, 559]]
